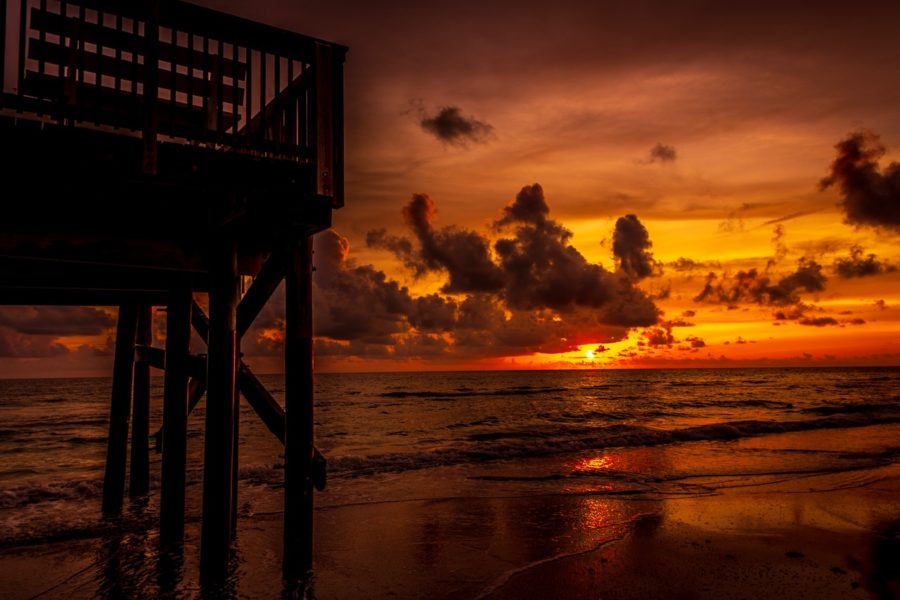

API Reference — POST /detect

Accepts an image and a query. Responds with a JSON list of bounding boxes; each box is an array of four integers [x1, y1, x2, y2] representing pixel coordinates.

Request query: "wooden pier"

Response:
[[0, 0, 345, 585]]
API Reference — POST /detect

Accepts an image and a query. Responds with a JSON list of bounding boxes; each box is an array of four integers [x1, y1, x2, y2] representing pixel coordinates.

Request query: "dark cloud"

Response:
[[694, 258, 826, 307], [684, 335, 705, 348], [798, 316, 839, 327], [313, 230, 414, 345], [647, 142, 677, 163], [0, 331, 69, 357], [821, 131, 900, 232], [495, 183, 551, 227], [766, 224, 787, 271], [403, 193, 506, 293], [0, 307, 114, 336], [833, 245, 895, 278], [667, 257, 721, 272], [761, 210, 818, 226], [612, 214, 658, 280], [643, 325, 675, 347], [493, 185, 659, 324], [420, 106, 493, 145]]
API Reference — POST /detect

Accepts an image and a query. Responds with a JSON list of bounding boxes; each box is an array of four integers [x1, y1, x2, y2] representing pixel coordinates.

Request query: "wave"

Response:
[[801, 401, 900, 416], [4, 410, 899, 513], [325, 410, 900, 478]]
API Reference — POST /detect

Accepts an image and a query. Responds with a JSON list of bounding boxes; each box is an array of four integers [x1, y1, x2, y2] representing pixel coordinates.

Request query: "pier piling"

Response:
[[283, 236, 315, 580], [160, 286, 192, 545], [102, 304, 138, 515], [200, 243, 240, 580], [129, 305, 153, 497]]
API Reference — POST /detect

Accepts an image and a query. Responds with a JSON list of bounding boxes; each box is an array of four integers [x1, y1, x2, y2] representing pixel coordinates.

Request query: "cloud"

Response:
[[694, 257, 826, 306], [612, 214, 658, 280], [402, 193, 507, 293], [643, 325, 675, 347], [667, 257, 721, 272], [798, 316, 839, 327], [0, 307, 115, 336], [420, 106, 493, 145], [766, 224, 787, 270], [0, 331, 69, 357], [647, 142, 677, 163], [492, 185, 659, 324], [821, 131, 900, 232], [833, 245, 895, 278], [761, 210, 818, 226]]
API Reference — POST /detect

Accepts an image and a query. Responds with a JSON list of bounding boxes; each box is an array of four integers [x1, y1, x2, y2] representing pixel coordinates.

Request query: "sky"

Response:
[[2, 0, 900, 376]]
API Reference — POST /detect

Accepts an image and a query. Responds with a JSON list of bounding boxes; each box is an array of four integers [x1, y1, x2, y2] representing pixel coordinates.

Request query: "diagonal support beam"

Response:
[[237, 251, 286, 339], [238, 363, 285, 443]]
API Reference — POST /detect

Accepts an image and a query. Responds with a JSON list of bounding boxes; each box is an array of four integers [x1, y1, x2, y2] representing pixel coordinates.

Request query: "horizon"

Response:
[[2, 362, 898, 382]]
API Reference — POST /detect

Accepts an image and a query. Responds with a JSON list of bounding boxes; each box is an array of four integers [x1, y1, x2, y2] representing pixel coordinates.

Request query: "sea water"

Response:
[[1, 367, 899, 596]]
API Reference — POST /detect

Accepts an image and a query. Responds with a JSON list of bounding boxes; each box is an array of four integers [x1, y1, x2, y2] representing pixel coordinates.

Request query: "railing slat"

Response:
[[17, 0, 27, 109]]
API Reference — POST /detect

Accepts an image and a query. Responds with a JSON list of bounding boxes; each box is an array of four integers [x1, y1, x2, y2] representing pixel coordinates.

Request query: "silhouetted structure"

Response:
[[0, 0, 345, 586]]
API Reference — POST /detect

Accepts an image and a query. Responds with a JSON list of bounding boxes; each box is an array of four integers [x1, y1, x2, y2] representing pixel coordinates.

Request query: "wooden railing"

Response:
[[0, 0, 345, 205]]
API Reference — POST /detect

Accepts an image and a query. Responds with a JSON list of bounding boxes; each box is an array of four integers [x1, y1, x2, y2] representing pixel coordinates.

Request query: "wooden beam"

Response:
[[102, 304, 138, 515], [283, 235, 315, 581], [236, 251, 285, 339], [134, 344, 206, 378], [160, 285, 192, 545], [200, 243, 239, 581], [129, 305, 153, 497], [0, 287, 170, 306]]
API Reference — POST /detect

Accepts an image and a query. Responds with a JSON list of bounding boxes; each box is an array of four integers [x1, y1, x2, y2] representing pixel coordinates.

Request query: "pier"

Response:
[[0, 0, 345, 585]]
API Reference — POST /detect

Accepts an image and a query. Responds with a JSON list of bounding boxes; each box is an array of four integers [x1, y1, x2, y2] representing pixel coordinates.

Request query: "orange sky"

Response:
[[1, 0, 899, 377]]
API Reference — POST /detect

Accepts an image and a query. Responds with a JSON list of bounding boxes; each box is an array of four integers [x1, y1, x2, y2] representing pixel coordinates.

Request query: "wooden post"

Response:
[[160, 286, 192, 545], [102, 304, 138, 516], [200, 243, 239, 581], [283, 235, 315, 581], [129, 305, 152, 497]]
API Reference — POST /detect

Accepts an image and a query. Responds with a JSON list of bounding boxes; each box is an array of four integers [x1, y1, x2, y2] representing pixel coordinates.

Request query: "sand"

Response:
[[2, 464, 899, 599]]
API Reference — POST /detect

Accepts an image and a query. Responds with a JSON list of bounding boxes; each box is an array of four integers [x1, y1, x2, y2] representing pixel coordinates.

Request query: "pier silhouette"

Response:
[[0, 0, 345, 587]]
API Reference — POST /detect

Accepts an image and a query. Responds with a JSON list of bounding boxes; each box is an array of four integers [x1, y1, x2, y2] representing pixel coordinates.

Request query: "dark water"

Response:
[[1, 366, 899, 595]]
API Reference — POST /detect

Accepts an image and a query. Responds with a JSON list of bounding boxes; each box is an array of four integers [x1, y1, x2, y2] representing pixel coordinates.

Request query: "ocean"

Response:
[[2, 367, 899, 598]]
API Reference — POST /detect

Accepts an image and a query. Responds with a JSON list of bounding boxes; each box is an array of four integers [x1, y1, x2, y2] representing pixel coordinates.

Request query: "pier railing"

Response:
[[0, 0, 345, 204]]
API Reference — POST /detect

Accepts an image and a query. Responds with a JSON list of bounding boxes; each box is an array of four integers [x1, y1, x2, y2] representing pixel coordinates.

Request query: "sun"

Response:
[[585, 349, 595, 360]]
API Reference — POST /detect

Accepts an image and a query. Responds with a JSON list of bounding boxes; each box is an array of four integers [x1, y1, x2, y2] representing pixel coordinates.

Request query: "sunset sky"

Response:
[[2, 0, 900, 376]]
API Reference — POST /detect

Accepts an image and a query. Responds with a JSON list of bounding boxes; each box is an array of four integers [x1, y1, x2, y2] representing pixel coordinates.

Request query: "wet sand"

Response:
[[2, 462, 898, 599]]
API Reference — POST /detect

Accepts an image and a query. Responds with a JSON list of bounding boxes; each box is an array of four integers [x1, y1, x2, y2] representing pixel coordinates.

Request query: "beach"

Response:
[[2, 368, 899, 598]]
